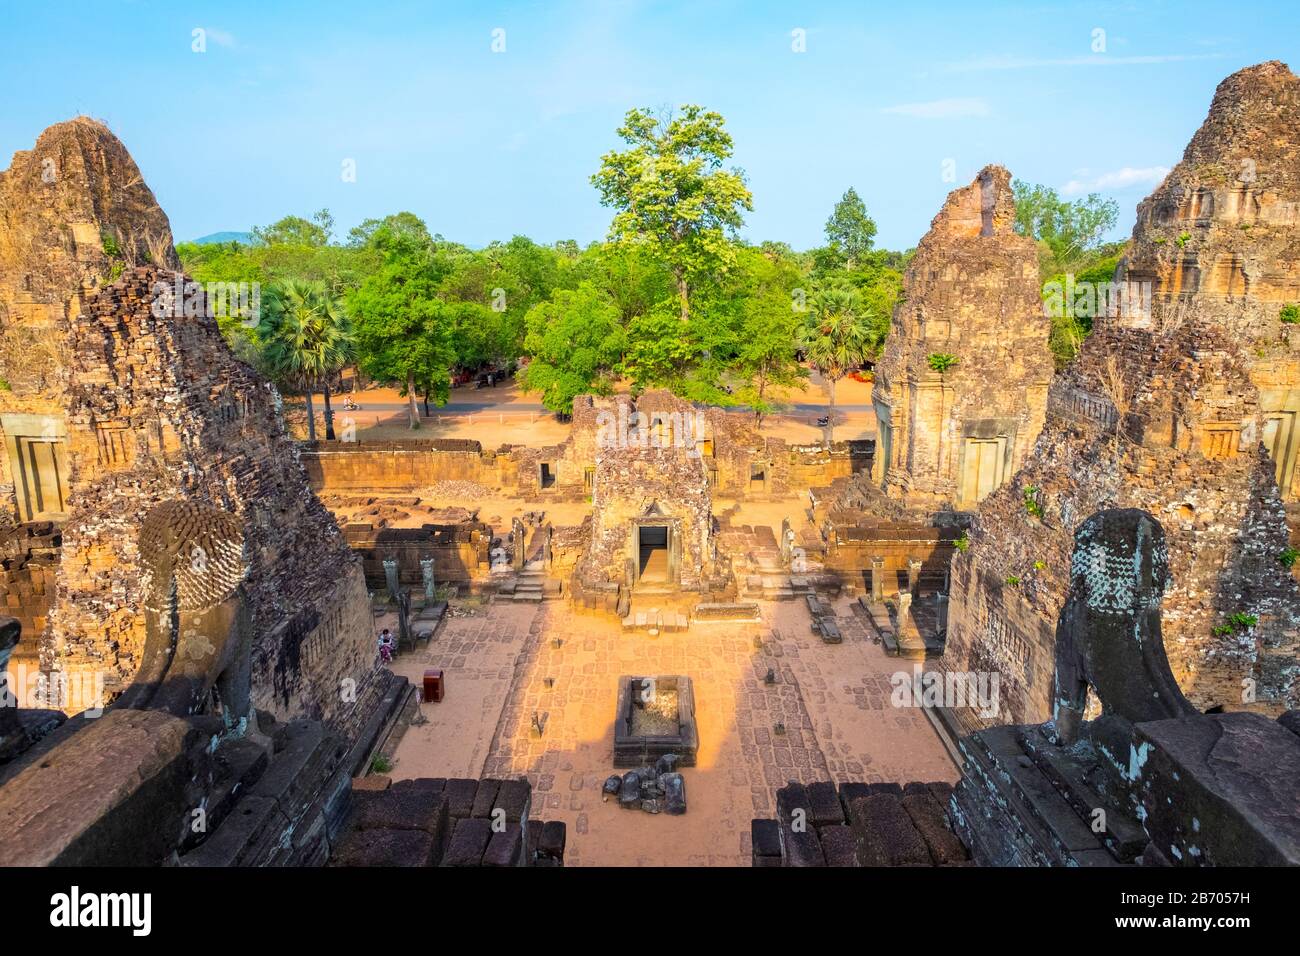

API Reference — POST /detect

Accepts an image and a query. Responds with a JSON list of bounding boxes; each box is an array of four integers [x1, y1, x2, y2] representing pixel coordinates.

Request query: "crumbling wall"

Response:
[[301, 440, 490, 492], [872, 165, 1052, 509], [948, 324, 1300, 725]]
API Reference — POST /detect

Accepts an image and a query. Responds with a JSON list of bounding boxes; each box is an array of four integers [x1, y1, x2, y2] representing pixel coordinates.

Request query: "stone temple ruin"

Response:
[[941, 61, 1300, 734], [2, 63, 1300, 870], [0, 120, 438, 865], [873, 164, 1053, 509]]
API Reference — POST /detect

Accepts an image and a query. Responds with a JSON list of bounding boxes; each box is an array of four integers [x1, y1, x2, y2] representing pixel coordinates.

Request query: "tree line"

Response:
[[178, 104, 1121, 437]]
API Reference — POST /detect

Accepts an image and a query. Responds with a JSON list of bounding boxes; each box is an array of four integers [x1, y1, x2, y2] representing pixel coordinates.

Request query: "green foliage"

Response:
[[1041, 253, 1125, 368], [591, 105, 753, 320], [348, 229, 456, 428], [253, 209, 334, 247], [1212, 624, 1233, 636], [1280, 303, 1300, 325], [954, 532, 970, 553], [101, 230, 122, 258], [1012, 180, 1119, 276], [1228, 612, 1258, 631], [823, 187, 877, 268], [1005, 575, 1021, 587], [369, 754, 393, 774], [1023, 485, 1044, 518], [1277, 546, 1300, 569], [926, 353, 958, 374], [800, 286, 875, 444], [174, 105, 923, 419], [256, 278, 354, 442], [1033, 560, 1046, 571], [1176, 232, 1191, 247], [520, 282, 626, 415]]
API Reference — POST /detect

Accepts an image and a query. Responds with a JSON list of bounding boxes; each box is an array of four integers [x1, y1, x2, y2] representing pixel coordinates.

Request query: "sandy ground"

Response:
[[385, 597, 957, 867], [286, 371, 878, 448]]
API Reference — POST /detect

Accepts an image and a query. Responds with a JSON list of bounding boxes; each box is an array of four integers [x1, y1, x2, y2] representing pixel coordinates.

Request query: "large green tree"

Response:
[[520, 282, 627, 415], [348, 229, 455, 429], [1012, 180, 1119, 274], [823, 187, 877, 268], [591, 105, 753, 322]]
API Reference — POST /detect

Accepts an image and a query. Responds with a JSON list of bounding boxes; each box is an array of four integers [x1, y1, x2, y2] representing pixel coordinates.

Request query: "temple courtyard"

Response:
[[386, 597, 956, 866]]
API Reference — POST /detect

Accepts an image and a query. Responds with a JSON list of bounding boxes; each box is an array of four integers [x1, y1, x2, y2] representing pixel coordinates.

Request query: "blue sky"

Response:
[[1, 0, 1296, 250]]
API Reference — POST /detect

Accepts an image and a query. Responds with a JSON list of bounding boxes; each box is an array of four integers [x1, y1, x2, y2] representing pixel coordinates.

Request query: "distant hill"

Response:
[[187, 231, 254, 246]]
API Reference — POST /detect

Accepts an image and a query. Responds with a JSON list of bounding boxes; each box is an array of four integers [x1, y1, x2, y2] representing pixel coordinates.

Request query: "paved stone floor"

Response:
[[391, 596, 956, 866]]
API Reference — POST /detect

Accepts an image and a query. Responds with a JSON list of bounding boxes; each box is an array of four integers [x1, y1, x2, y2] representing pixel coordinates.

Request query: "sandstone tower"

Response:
[[872, 165, 1052, 509], [0, 119, 378, 728], [0, 117, 177, 527], [941, 62, 1300, 732]]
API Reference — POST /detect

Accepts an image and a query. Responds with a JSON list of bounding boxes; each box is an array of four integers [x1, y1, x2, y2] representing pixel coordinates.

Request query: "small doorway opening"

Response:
[[540, 462, 556, 489], [638, 525, 670, 582], [749, 463, 767, 492]]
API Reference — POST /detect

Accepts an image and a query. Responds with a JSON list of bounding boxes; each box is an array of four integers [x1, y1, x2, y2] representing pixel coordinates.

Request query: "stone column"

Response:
[[383, 556, 401, 604], [512, 517, 526, 571], [907, 557, 923, 595], [420, 556, 436, 603], [870, 555, 885, 603], [897, 591, 912, 622]]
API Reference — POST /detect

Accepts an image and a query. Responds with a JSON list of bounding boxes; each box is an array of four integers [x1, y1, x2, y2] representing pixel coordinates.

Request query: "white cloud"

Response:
[[943, 52, 1223, 73], [880, 97, 990, 119], [1062, 166, 1170, 195]]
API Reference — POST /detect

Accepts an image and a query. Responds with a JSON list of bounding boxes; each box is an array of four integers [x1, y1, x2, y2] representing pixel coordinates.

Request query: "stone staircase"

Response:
[[950, 722, 1147, 867], [508, 561, 561, 603]]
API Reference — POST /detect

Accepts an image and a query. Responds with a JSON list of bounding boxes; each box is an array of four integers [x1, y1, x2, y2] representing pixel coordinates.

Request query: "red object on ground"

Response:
[[423, 669, 445, 703]]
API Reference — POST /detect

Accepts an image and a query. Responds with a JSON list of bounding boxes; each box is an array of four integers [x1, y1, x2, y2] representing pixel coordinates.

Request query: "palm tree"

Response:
[[315, 289, 355, 440], [257, 279, 354, 442], [800, 286, 873, 447]]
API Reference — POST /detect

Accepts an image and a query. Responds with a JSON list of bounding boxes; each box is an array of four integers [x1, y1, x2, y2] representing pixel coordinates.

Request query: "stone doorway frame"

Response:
[[629, 503, 682, 587]]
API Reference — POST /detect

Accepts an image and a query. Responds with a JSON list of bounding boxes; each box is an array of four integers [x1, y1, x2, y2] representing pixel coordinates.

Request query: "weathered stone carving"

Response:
[[1050, 509, 1198, 743], [951, 508, 1300, 867], [113, 501, 254, 727]]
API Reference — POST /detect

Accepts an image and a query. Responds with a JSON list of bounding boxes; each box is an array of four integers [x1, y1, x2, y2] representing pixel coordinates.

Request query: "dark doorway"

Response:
[[638, 525, 669, 582], [749, 463, 767, 491], [540, 462, 555, 489]]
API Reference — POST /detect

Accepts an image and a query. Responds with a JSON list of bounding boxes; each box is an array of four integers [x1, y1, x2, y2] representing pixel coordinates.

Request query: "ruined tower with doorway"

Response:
[[872, 164, 1052, 509]]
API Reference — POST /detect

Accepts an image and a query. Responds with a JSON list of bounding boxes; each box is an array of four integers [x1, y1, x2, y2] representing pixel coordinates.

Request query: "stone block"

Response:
[[442, 817, 492, 866], [849, 794, 932, 866]]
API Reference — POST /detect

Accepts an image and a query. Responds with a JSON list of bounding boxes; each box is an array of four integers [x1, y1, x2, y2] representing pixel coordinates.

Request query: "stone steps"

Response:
[[510, 570, 559, 602], [952, 725, 1136, 867], [621, 607, 691, 634], [1017, 727, 1148, 863]]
